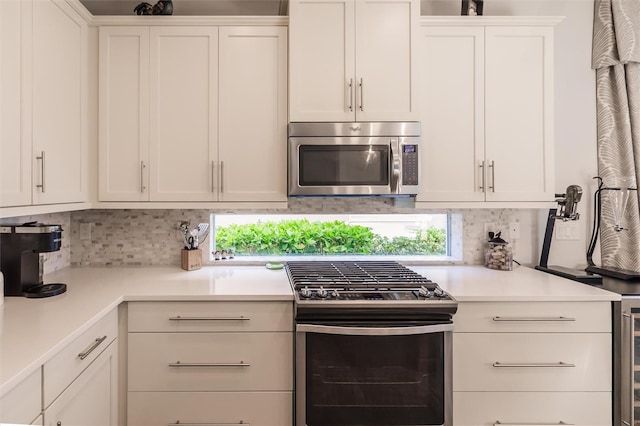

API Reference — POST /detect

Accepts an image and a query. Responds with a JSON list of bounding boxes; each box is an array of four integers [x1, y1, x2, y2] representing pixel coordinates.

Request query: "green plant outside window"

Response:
[[215, 218, 446, 256]]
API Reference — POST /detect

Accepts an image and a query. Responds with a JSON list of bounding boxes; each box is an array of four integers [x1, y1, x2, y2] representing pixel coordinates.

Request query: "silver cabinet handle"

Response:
[[220, 161, 224, 193], [479, 160, 485, 192], [140, 161, 146, 193], [211, 161, 215, 193], [492, 361, 575, 368], [348, 78, 353, 112], [78, 335, 107, 360], [168, 422, 249, 426], [493, 316, 576, 322], [169, 361, 250, 368], [169, 316, 249, 321], [488, 160, 495, 192], [36, 151, 46, 192], [358, 78, 364, 111], [495, 422, 574, 425]]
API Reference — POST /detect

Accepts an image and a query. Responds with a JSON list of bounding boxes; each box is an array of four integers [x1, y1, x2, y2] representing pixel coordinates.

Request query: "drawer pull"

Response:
[[169, 361, 251, 368], [169, 422, 248, 426], [492, 316, 576, 322], [495, 422, 573, 425], [77, 335, 108, 360], [492, 361, 575, 368], [169, 316, 250, 321]]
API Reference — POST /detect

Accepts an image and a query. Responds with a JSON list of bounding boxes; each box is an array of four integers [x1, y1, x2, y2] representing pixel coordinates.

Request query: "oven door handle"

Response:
[[296, 323, 453, 336]]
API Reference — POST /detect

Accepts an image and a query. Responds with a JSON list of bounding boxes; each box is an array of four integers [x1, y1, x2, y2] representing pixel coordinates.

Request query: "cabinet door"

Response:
[[484, 26, 554, 202], [416, 26, 485, 202], [453, 391, 612, 426], [0, 0, 31, 207], [44, 341, 117, 426], [354, 0, 419, 121], [99, 27, 150, 202], [289, 0, 355, 122], [0, 368, 41, 425], [31, 0, 87, 205], [149, 27, 218, 202], [218, 27, 287, 202]]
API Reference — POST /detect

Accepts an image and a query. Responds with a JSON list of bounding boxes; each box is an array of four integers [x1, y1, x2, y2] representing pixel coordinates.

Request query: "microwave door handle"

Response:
[[390, 138, 401, 194]]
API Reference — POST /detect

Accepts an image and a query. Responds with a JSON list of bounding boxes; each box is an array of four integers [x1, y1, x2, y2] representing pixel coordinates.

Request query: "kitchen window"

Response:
[[210, 214, 450, 259]]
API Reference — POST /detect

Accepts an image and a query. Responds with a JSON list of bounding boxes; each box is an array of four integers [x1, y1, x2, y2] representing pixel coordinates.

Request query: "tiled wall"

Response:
[[67, 200, 536, 267], [3, 200, 540, 270]]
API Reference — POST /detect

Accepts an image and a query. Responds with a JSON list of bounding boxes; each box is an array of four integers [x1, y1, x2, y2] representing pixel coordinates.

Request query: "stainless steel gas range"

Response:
[[286, 261, 458, 426]]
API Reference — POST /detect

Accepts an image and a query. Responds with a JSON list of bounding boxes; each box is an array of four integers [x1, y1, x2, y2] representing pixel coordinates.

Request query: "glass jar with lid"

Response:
[[484, 231, 513, 271]]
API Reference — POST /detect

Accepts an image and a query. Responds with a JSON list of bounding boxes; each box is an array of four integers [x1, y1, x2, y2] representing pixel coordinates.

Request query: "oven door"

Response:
[[296, 322, 452, 426]]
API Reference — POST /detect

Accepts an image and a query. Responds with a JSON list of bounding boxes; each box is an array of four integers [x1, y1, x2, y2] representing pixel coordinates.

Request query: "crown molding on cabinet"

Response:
[[63, 0, 289, 26], [64, 0, 95, 23], [420, 16, 565, 27], [89, 15, 288, 27]]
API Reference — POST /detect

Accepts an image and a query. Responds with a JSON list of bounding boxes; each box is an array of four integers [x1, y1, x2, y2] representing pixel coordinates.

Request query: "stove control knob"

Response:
[[317, 286, 328, 299], [433, 287, 445, 298], [331, 289, 340, 299], [300, 286, 312, 298], [418, 286, 433, 299]]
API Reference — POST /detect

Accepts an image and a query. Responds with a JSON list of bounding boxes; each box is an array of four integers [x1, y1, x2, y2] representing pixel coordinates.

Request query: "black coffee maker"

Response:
[[0, 222, 67, 298]]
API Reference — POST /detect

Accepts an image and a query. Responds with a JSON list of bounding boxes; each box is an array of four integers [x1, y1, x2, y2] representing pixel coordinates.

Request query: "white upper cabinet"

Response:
[[149, 27, 218, 202], [1, 0, 87, 208], [99, 27, 150, 202], [0, 0, 31, 207], [417, 18, 558, 204], [99, 23, 287, 204], [218, 26, 288, 202], [31, 0, 87, 205], [289, 0, 419, 122], [418, 26, 485, 202], [484, 26, 555, 202]]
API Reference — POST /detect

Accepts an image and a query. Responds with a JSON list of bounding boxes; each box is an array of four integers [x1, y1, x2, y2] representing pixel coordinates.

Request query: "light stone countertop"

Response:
[[0, 264, 620, 398], [409, 264, 622, 302]]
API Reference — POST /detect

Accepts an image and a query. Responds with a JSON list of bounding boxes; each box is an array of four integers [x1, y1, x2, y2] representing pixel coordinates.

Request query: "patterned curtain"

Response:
[[592, 0, 640, 271]]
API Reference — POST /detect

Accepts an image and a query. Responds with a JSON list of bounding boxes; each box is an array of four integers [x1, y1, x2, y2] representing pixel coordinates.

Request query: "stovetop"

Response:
[[286, 261, 456, 306]]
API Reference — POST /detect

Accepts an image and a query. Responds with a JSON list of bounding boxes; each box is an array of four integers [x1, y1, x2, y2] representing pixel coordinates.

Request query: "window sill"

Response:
[[205, 254, 463, 266]]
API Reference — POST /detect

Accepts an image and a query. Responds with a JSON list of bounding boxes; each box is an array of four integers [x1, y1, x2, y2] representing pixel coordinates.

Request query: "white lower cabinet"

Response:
[[43, 310, 118, 426], [453, 392, 612, 426], [0, 368, 42, 425], [44, 341, 118, 426], [453, 301, 613, 425], [127, 301, 294, 426], [128, 391, 292, 426]]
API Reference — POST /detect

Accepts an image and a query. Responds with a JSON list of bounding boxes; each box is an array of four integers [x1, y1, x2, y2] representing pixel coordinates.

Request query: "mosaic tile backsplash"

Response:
[[4, 199, 539, 269]]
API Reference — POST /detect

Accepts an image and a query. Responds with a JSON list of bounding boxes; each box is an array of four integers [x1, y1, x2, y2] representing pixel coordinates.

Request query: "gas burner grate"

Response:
[[285, 260, 436, 290]]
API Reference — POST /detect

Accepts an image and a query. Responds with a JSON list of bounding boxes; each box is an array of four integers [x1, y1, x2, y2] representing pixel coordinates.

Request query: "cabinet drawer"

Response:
[[128, 332, 293, 391], [453, 391, 611, 426], [453, 301, 611, 332], [128, 301, 293, 332], [128, 391, 292, 426], [0, 368, 41, 424], [453, 332, 611, 391], [43, 309, 117, 408]]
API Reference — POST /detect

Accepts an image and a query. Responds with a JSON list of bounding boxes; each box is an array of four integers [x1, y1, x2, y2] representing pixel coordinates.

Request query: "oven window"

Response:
[[299, 145, 389, 186], [305, 332, 444, 425]]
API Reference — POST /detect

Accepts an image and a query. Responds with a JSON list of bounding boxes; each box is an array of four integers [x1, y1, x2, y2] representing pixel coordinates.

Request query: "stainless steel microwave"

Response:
[[288, 122, 421, 196]]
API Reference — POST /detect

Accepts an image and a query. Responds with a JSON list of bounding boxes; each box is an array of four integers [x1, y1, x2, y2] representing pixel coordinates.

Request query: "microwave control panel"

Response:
[[402, 145, 419, 186]]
